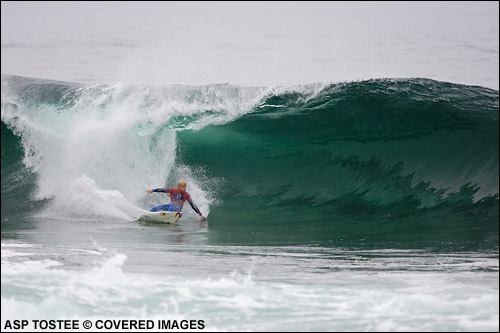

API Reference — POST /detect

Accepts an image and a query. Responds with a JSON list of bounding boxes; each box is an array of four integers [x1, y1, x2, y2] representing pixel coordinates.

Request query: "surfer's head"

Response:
[[178, 180, 187, 193]]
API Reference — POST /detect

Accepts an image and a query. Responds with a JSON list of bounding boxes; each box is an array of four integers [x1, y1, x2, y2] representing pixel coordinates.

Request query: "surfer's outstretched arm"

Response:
[[189, 199, 207, 220], [147, 188, 170, 193]]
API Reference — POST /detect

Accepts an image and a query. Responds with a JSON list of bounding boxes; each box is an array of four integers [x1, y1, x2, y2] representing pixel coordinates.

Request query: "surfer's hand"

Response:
[[147, 189, 153, 194], [201, 215, 207, 221]]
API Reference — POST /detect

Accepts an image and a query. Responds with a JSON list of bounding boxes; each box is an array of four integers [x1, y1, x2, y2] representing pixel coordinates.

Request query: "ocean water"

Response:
[[1, 2, 499, 332]]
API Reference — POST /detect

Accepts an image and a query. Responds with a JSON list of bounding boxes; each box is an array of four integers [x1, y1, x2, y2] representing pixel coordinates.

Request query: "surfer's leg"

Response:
[[165, 204, 181, 212], [151, 204, 170, 212], [164, 204, 183, 212], [151, 204, 181, 212]]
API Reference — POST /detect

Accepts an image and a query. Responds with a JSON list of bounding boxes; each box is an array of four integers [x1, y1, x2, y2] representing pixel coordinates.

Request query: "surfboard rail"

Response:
[[138, 211, 182, 224]]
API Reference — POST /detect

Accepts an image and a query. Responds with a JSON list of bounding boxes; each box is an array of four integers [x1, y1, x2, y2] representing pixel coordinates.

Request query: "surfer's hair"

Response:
[[178, 180, 187, 187]]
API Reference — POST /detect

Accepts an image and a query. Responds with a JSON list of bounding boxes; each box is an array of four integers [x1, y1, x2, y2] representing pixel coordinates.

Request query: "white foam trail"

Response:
[[1, 76, 343, 221], [1, 79, 273, 220]]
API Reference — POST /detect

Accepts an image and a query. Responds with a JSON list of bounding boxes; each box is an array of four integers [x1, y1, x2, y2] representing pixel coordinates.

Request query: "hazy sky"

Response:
[[2, 1, 499, 88]]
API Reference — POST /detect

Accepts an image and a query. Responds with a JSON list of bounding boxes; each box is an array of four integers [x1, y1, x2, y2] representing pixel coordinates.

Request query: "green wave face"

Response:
[[2, 75, 498, 249], [176, 80, 499, 248]]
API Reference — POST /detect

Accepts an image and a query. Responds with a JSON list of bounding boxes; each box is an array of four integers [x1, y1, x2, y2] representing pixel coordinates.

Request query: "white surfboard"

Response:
[[138, 211, 182, 224]]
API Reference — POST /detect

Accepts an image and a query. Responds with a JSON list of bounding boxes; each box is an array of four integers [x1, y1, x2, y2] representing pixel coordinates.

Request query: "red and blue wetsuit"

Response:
[[150, 188, 203, 216]]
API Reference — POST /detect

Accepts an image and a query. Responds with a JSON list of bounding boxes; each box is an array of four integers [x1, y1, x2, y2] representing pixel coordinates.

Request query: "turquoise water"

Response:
[[1, 74, 498, 331]]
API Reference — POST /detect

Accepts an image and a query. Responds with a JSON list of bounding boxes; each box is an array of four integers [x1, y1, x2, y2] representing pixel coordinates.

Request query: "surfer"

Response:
[[147, 180, 207, 220]]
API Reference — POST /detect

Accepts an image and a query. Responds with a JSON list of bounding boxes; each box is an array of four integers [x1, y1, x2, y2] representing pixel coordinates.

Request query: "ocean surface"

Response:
[[1, 2, 499, 332]]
